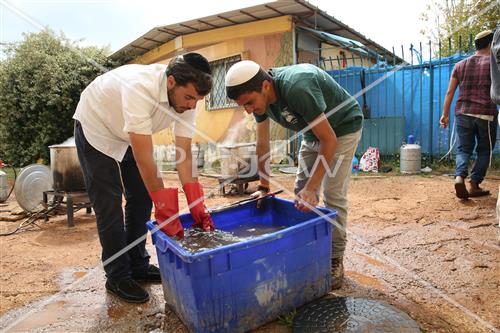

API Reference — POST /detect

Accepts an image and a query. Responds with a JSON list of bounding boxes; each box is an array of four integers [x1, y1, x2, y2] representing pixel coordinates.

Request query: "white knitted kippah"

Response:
[[225, 60, 260, 87]]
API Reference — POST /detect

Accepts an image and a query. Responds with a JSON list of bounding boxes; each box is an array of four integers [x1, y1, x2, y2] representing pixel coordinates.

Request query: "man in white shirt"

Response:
[[74, 53, 214, 303]]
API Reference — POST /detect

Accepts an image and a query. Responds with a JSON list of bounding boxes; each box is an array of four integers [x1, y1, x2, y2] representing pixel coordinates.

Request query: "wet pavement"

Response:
[[0, 251, 168, 333]]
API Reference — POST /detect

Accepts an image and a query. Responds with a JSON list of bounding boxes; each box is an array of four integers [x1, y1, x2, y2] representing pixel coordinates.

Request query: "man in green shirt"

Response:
[[225, 61, 363, 289]]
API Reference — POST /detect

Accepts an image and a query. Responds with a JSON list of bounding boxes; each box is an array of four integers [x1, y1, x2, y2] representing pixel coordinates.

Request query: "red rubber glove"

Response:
[[149, 188, 184, 238], [182, 182, 215, 231]]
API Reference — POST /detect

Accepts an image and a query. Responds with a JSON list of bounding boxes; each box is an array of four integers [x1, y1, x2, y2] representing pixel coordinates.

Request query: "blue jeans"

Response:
[[75, 121, 152, 281], [455, 114, 497, 184]]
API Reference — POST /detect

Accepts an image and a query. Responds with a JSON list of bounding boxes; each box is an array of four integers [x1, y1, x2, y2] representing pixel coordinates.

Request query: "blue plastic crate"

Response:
[[147, 197, 336, 333]]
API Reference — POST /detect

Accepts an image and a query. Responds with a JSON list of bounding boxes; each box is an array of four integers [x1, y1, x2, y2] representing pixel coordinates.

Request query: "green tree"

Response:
[[420, 0, 499, 56], [0, 29, 120, 166]]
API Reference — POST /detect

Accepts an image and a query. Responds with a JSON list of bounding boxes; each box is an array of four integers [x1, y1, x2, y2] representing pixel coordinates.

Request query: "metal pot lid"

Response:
[[49, 145, 76, 148], [14, 164, 53, 213], [279, 166, 298, 174], [293, 297, 420, 333], [49, 137, 76, 148]]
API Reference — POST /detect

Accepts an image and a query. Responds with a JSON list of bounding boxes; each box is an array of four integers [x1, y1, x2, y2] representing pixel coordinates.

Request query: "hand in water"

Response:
[[250, 188, 269, 208], [295, 188, 318, 212]]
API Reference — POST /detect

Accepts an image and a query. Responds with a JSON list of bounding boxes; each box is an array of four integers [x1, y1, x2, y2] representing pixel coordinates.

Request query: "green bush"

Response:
[[0, 29, 120, 166]]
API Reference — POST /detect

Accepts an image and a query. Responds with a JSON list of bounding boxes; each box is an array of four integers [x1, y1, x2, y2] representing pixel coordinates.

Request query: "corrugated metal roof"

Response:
[[110, 0, 401, 63], [298, 26, 381, 58]]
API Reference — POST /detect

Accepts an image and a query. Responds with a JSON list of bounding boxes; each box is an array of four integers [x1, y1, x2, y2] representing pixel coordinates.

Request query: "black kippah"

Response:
[[183, 53, 212, 75]]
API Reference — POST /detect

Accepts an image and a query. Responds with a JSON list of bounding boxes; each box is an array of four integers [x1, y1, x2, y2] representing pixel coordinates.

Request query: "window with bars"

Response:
[[206, 55, 241, 110]]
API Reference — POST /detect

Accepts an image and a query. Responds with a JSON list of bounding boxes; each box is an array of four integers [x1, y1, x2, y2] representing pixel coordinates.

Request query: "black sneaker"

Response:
[[105, 277, 149, 303], [132, 264, 162, 283]]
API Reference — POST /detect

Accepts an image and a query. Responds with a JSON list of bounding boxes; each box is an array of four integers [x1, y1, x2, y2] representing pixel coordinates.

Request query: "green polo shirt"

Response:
[[254, 64, 363, 141]]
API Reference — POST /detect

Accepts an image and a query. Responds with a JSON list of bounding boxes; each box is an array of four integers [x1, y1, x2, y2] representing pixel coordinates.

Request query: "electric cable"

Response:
[[0, 205, 56, 236]]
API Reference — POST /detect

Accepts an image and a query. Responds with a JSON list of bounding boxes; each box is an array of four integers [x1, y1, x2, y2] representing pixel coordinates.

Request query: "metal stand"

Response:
[[43, 190, 92, 227], [217, 174, 260, 195]]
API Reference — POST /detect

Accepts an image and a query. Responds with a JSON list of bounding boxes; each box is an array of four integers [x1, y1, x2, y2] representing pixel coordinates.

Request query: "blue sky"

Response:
[[1, 0, 428, 55]]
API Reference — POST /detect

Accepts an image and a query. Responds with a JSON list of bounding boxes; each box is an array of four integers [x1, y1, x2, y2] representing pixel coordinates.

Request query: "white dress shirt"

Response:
[[73, 64, 195, 161]]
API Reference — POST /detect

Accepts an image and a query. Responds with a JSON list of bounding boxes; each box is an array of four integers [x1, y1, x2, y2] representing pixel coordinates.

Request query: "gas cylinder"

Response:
[[400, 141, 421, 174], [0, 170, 8, 202]]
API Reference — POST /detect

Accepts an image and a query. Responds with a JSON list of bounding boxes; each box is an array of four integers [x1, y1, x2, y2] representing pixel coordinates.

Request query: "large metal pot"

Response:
[[218, 142, 257, 177], [49, 144, 86, 191]]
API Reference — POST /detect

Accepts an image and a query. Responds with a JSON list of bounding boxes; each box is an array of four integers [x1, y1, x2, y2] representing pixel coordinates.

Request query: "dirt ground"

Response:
[[0, 171, 499, 333]]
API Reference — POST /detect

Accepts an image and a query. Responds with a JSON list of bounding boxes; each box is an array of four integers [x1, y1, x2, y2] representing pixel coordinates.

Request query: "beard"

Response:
[[167, 87, 185, 113]]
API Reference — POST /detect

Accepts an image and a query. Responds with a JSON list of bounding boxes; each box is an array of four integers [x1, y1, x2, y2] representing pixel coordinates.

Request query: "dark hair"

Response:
[[475, 32, 494, 50], [226, 68, 272, 100], [166, 52, 212, 95]]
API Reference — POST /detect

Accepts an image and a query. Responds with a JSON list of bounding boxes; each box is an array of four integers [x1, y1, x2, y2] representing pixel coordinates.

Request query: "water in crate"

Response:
[[177, 224, 286, 253]]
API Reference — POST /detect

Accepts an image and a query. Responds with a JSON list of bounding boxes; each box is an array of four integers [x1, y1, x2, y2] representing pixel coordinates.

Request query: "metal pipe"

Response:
[[428, 40, 434, 161], [401, 44, 406, 147], [410, 44, 414, 139], [382, 50, 387, 153], [438, 40, 443, 155], [392, 46, 397, 153], [419, 42, 423, 147]]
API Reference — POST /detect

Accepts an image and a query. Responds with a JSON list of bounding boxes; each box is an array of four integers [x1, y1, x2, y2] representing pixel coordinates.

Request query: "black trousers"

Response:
[[75, 121, 152, 281]]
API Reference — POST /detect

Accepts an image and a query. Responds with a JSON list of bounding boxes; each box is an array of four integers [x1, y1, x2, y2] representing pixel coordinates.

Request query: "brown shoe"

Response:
[[469, 181, 490, 197], [454, 176, 469, 199], [331, 257, 344, 290]]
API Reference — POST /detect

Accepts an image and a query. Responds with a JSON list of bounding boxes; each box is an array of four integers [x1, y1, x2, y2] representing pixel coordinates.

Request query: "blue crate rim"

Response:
[[147, 197, 336, 263]]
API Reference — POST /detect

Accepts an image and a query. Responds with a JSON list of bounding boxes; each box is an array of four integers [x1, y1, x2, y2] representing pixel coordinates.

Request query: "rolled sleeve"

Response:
[[174, 109, 196, 138], [121, 82, 155, 135]]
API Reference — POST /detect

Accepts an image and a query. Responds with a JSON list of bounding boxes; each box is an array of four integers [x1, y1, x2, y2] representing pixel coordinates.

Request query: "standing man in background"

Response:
[[225, 60, 363, 289], [440, 30, 497, 199], [74, 53, 214, 303]]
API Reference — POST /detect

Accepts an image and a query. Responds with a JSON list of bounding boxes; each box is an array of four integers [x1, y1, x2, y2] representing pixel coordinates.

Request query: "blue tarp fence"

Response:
[[327, 54, 499, 157]]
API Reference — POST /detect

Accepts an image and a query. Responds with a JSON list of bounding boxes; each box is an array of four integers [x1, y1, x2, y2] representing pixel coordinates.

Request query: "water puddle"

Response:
[[58, 267, 90, 289], [356, 253, 387, 268], [5, 300, 68, 332], [347, 271, 385, 289], [106, 305, 130, 319], [73, 271, 87, 279], [1, 267, 163, 332]]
